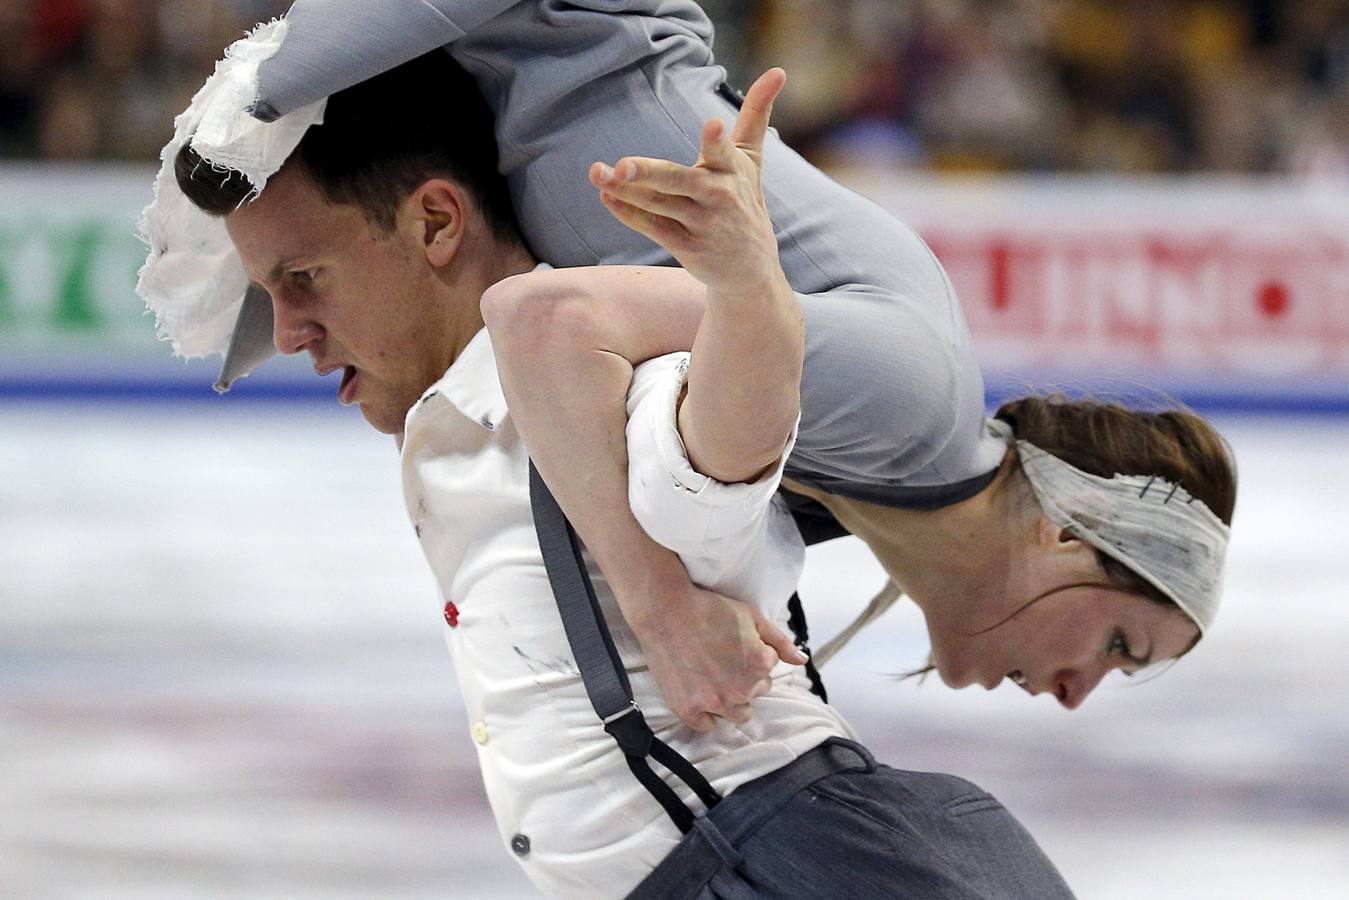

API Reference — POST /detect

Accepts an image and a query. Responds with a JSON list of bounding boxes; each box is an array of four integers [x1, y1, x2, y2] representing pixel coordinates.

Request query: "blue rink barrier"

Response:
[[0, 375, 331, 403], [2, 370, 1346, 417]]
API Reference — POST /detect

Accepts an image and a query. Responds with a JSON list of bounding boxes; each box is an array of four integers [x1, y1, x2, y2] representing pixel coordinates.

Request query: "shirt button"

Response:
[[443, 600, 460, 628], [471, 721, 489, 745], [511, 833, 530, 857]]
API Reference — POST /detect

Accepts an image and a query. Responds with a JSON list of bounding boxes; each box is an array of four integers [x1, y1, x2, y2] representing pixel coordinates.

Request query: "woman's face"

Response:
[[929, 585, 1200, 709]]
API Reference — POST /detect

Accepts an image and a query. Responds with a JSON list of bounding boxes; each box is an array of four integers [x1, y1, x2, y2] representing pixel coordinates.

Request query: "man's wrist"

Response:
[[605, 548, 694, 635]]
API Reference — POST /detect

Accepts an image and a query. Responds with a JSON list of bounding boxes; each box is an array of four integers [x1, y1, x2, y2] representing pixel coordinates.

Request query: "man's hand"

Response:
[[589, 68, 788, 297], [635, 581, 809, 733]]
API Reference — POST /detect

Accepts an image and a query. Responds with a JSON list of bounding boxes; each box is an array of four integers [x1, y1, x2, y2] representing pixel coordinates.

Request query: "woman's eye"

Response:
[[1109, 633, 1130, 657], [291, 269, 316, 286]]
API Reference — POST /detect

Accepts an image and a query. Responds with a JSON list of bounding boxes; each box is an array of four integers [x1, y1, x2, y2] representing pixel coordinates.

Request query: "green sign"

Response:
[[0, 166, 163, 355]]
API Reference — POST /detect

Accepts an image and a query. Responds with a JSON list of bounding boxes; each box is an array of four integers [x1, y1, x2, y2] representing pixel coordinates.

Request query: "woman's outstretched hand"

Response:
[[583, 68, 807, 732], [590, 68, 787, 295]]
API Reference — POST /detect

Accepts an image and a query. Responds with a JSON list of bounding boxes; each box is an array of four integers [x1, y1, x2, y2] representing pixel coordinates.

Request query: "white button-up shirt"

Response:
[[401, 329, 855, 899]]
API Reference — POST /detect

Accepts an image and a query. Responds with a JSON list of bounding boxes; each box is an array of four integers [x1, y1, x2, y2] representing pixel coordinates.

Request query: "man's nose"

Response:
[[271, 293, 323, 355], [1054, 666, 1107, 710]]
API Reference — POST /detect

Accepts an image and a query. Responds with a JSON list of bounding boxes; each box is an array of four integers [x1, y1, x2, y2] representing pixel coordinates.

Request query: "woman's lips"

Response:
[[338, 365, 359, 406]]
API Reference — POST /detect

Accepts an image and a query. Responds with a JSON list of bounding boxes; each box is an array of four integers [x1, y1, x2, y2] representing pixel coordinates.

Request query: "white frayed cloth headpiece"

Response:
[[136, 18, 325, 361], [1011, 435, 1230, 635]]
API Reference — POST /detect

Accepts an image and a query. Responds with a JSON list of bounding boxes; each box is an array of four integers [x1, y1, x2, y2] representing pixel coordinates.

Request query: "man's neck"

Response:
[[441, 239, 538, 365]]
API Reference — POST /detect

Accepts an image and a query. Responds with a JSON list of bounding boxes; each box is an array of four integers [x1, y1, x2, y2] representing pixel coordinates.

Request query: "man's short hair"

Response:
[[175, 49, 522, 245]]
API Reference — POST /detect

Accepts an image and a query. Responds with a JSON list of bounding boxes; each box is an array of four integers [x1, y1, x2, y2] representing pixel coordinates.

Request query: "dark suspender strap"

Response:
[[530, 463, 634, 716], [650, 736, 723, 810], [528, 463, 722, 833], [786, 593, 828, 704], [622, 752, 696, 834]]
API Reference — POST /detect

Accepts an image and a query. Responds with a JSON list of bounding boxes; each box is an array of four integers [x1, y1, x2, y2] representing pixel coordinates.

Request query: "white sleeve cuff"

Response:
[[626, 353, 799, 560]]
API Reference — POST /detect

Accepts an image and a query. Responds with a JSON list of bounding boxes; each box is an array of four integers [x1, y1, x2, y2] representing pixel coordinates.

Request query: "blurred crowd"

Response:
[[3, 0, 1349, 178], [0, 0, 287, 160], [738, 0, 1349, 178]]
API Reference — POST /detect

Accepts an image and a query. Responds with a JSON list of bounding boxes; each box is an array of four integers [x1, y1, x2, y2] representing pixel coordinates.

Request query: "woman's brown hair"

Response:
[[994, 394, 1237, 607]]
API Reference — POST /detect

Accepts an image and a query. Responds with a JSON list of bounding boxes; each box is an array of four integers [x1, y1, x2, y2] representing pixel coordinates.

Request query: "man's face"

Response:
[[225, 167, 454, 434], [930, 585, 1200, 709]]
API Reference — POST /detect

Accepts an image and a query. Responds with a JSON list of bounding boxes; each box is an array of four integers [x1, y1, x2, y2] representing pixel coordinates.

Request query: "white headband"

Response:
[[1012, 437, 1229, 635], [136, 19, 325, 363]]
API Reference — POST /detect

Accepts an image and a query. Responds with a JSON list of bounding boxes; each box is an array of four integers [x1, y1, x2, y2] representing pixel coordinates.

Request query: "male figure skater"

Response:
[[151, 41, 1073, 898]]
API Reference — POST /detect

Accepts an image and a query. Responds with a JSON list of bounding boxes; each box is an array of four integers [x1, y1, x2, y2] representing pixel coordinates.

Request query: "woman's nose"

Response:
[[1054, 666, 1107, 710]]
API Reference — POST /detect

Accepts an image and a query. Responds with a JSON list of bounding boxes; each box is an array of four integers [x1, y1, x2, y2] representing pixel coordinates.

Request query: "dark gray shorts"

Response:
[[629, 739, 1075, 899]]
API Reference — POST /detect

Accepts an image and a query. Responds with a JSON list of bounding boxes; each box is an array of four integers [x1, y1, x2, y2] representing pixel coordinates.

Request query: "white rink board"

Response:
[[1, 402, 1346, 898], [2, 166, 1347, 405]]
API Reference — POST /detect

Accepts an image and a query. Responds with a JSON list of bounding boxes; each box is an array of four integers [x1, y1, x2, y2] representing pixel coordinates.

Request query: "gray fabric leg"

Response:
[[691, 816, 743, 871], [630, 740, 1075, 900], [451, 4, 1007, 489], [231, 3, 1008, 491]]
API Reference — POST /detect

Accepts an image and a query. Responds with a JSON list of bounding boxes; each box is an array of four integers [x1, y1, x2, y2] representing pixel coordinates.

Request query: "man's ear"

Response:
[[408, 178, 467, 267]]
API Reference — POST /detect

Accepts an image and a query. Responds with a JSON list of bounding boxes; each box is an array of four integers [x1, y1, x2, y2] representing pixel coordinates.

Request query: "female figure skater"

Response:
[[147, 0, 1235, 727], [481, 67, 1235, 721]]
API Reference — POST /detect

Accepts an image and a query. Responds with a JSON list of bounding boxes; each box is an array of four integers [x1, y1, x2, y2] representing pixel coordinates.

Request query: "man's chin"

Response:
[[357, 401, 403, 435]]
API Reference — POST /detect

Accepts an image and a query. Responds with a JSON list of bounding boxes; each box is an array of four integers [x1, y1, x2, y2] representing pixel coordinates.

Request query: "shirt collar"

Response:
[[421, 327, 508, 432]]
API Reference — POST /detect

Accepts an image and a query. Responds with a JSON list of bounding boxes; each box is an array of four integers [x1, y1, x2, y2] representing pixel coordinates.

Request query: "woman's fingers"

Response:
[[696, 67, 785, 174], [589, 69, 788, 251], [589, 66, 786, 194], [594, 178, 704, 226], [591, 158, 743, 232], [590, 158, 704, 198], [598, 191, 691, 248], [698, 117, 737, 171], [730, 67, 786, 155]]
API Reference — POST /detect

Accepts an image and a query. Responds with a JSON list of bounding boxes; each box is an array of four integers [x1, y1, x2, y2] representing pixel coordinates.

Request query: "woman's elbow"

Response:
[[480, 272, 548, 337], [480, 273, 600, 357]]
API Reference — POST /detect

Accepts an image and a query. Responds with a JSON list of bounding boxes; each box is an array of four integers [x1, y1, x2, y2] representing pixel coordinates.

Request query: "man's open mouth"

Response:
[[338, 365, 358, 405]]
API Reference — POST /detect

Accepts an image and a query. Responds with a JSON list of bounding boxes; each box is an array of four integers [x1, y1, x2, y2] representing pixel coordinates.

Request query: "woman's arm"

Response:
[[484, 70, 808, 732], [483, 266, 804, 733], [591, 68, 803, 484]]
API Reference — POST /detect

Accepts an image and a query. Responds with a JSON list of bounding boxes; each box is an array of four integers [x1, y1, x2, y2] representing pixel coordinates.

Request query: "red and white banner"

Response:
[[841, 173, 1349, 390]]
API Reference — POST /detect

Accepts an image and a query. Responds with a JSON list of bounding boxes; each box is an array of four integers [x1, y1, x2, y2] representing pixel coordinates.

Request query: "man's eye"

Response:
[[1109, 633, 1130, 657], [291, 269, 316, 286]]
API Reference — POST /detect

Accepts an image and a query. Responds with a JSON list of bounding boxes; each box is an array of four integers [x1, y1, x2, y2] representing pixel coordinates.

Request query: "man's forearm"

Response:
[[481, 268, 706, 625], [501, 342, 693, 627]]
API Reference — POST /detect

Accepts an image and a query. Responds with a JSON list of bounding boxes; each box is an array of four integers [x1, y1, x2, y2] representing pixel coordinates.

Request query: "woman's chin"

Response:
[[930, 657, 969, 689]]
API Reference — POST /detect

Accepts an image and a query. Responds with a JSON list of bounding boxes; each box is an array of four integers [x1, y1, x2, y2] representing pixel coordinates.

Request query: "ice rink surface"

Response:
[[2, 401, 1347, 899]]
